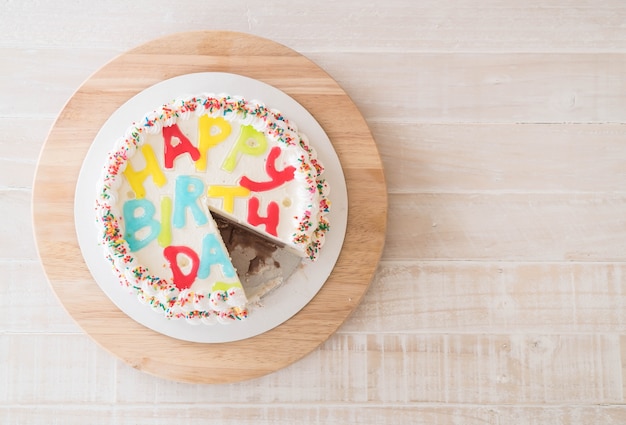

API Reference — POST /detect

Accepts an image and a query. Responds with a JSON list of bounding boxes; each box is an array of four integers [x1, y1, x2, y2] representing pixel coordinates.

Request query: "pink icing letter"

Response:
[[163, 123, 201, 169], [239, 146, 295, 192], [247, 196, 279, 237], [163, 245, 200, 290]]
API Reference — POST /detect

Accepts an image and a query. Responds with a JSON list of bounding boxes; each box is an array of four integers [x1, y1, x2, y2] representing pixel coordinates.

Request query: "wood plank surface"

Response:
[[3, 1, 626, 53], [375, 123, 626, 193], [5, 0, 626, 423], [347, 261, 626, 333], [4, 405, 626, 425], [5, 50, 626, 124], [386, 193, 626, 261]]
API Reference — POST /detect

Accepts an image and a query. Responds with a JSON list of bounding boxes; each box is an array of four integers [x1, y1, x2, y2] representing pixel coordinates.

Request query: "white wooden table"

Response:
[[3, 1, 626, 423]]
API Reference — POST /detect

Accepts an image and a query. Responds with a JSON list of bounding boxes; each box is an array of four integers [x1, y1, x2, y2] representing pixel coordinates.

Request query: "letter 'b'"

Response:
[[123, 199, 161, 252]]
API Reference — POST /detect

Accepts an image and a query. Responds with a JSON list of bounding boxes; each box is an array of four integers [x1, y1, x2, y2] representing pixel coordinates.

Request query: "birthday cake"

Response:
[[95, 94, 330, 325]]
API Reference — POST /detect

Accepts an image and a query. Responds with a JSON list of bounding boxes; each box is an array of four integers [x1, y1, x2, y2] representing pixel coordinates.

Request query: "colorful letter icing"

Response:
[[122, 144, 166, 199], [247, 196, 279, 236], [222, 125, 267, 172], [163, 245, 200, 290], [239, 146, 296, 192], [206, 185, 250, 214], [123, 199, 160, 252], [96, 94, 330, 326], [163, 123, 200, 169], [173, 175, 208, 228], [158, 196, 173, 247], [197, 233, 237, 280], [196, 116, 231, 172]]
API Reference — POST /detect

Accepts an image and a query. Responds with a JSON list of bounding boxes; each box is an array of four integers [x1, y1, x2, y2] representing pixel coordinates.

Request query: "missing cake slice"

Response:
[[212, 213, 301, 305]]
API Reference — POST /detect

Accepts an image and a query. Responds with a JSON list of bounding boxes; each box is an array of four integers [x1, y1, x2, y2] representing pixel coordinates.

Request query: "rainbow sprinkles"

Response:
[[95, 94, 330, 325]]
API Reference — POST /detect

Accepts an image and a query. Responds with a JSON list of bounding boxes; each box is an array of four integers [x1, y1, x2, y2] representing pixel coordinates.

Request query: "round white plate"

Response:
[[74, 72, 348, 343]]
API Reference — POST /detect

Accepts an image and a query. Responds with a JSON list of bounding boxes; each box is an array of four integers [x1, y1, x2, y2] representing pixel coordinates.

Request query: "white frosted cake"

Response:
[[95, 94, 330, 325]]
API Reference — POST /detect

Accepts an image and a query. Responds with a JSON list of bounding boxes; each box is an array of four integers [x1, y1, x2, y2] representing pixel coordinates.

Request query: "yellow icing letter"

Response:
[[207, 185, 250, 214], [211, 281, 243, 292], [196, 116, 232, 171], [123, 144, 166, 198], [158, 196, 172, 247], [221, 125, 267, 172]]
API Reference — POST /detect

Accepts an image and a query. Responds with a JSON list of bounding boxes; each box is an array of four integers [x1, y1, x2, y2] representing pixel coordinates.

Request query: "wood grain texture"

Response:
[[3, 0, 626, 53], [6, 49, 626, 125], [109, 332, 622, 404], [4, 405, 626, 425], [357, 261, 626, 333], [0, 190, 37, 260], [6, 0, 626, 423], [328, 53, 626, 123], [31, 31, 386, 384], [0, 260, 79, 333], [385, 193, 626, 261], [374, 123, 626, 193]]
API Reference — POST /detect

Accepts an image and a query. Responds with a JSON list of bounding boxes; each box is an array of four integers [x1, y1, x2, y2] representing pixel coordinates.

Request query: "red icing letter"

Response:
[[247, 196, 279, 237], [163, 245, 200, 290], [163, 123, 201, 169], [239, 146, 295, 192]]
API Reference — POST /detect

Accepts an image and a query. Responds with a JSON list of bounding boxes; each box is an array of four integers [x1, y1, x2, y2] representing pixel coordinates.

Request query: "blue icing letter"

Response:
[[123, 199, 160, 252], [173, 175, 208, 229], [197, 233, 236, 279]]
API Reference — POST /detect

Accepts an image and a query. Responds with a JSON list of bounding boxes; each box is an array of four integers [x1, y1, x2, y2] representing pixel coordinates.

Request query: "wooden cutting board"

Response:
[[32, 31, 387, 383]]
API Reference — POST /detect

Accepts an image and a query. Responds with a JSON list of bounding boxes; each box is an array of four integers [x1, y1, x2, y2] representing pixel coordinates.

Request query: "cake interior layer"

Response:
[[211, 212, 302, 303]]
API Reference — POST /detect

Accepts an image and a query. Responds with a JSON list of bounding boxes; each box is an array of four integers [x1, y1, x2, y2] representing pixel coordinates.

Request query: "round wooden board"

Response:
[[32, 31, 387, 384]]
